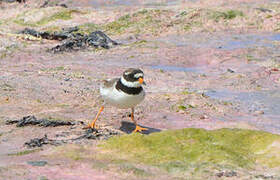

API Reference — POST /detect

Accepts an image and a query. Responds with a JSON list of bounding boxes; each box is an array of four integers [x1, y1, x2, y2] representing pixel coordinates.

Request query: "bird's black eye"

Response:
[[129, 74, 136, 79]]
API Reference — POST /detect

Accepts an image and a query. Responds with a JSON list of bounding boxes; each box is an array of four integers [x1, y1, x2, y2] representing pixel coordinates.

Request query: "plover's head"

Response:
[[121, 68, 146, 88]]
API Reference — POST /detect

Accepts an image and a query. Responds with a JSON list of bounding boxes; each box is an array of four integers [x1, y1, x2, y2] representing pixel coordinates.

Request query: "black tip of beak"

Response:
[[143, 81, 146, 85]]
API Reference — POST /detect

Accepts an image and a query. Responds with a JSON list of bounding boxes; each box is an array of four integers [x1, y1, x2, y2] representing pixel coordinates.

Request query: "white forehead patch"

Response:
[[124, 71, 130, 75], [134, 73, 143, 78]]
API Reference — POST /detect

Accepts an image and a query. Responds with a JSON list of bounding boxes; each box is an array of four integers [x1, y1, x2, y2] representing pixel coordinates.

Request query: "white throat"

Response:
[[120, 77, 141, 88]]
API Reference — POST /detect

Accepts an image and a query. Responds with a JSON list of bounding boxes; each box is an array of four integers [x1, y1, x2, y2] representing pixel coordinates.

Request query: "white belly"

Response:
[[100, 86, 145, 109]]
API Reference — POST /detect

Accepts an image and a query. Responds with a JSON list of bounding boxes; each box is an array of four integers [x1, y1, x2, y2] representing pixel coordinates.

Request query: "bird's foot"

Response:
[[83, 123, 98, 129], [133, 125, 148, 133]]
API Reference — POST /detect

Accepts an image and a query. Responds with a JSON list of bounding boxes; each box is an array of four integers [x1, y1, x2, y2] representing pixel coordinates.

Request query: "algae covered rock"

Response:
[[102, 128, 280, 170]]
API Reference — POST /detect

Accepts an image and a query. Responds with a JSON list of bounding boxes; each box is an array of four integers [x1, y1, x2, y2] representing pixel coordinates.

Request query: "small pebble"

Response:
[[178, 110, 185, 114], [255, 8, 272, 13], [227, 68, 235, 73], [254, 110, 264, 115], [200, 115, 208, 119], [216, 170, 237, 178], [255, 174, 274, 179], [27, 161, 48, 167]]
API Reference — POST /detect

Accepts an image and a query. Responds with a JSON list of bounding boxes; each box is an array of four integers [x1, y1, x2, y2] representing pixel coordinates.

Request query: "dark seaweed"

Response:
[[1, 0, 25, 3], [216, 171, 237, 178], [73, 128, 120, 140], [24, 128, 121, 148], [19, 27, 119, 53], [6, 115, 75, 127], [24, 134, 64, 148], [255, 8, 272, 13], [20, 27, 78, 40], [40, 0, 68, 8]]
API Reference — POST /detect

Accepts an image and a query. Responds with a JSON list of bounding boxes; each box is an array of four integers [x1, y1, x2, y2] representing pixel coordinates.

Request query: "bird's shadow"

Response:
[[119, 121, 161, 135]]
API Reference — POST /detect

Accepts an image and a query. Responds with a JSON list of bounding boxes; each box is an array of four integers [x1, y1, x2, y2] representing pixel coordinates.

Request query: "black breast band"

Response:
[[116, 79, 143, 95]]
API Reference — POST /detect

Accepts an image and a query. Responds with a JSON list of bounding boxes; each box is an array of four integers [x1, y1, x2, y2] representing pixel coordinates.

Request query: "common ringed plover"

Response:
[[87, 68, 147, 133]]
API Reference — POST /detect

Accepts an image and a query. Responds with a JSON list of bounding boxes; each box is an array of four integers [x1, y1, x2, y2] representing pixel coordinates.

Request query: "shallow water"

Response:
[[88, 0, 184, 7], [150, 65, 202, 72], [220, 34, 280, 50], [206, 89, 280, 115], [157, 33, 280, 50], [206, 89, 280, 132]]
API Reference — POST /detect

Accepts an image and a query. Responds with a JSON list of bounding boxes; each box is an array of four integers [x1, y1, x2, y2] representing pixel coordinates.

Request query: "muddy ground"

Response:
[[0, 0, 280, 179]]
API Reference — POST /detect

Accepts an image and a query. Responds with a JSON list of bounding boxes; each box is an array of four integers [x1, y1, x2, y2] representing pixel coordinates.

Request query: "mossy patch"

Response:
[[36, 10, 75, 25], [178, 105, 186, 111], [103, 14, 132, 34], [103, 9, 170, 35], [210, 10, 244, 22], [49, 129, 280, 178], [74, 9, 171, 36], [97, 8, 247, 35], [40, 66, 65, 73], [59, 146, 152, 177], [92, 160, 108, 170], [118, 163, 151, 177], [7, 149, 41, 156], [42, 26, 61, 33], [0, 44, 20, 59], [54, 145, 85, 161], [77, 23, 100, 34], [102, 128, 280, 170], [70, 71, 85, 79], [14, 8, 81, 27]]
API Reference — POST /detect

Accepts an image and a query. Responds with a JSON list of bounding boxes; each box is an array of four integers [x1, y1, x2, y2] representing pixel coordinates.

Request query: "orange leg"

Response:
[[87, 106, 104, 129], [131, 108, 147, 133]]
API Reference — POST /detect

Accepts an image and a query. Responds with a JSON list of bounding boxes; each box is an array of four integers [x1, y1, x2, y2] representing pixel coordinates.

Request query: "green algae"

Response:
[[103, 9, 169, 35], [74, 9, 170, 35], [77, 23, 100, 34], [177, 104, 195, 111], [70, 71, 85, 79], [100, 8, 245, 35], [36, 10, 74, 25], [14, 9, 80, 27], [99, 8, 245, 35], [102, 128, 280, 170], [54, 145, 85, 161], [130, 40, 148, 46], [92, 159, 152, 177], [104, 14, 132, 34], [92, 161, 108, 170], [9, 7, 257, 38], [118, 163, 151, 177], [210, 10, 244, 22], [49, 129, 280, 178], [178, 105, 186, 111], [40, 66, 65, 72], [7, 149, 41, 156], [0, 44, 20, 59], [42, 26, 61, 33]]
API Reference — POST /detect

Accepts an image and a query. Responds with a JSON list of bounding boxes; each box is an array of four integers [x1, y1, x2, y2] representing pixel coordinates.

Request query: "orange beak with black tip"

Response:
[[139, 77, 146, 85]]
